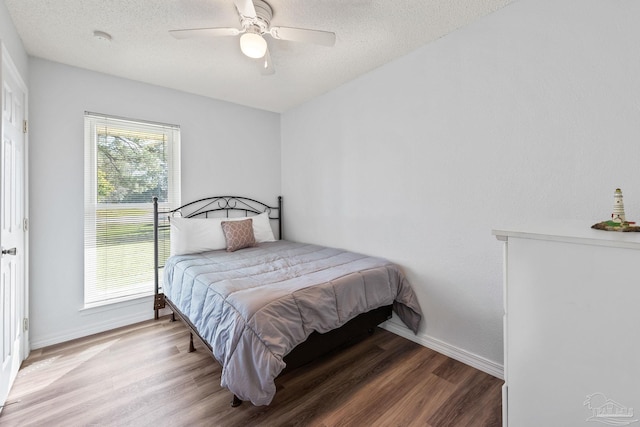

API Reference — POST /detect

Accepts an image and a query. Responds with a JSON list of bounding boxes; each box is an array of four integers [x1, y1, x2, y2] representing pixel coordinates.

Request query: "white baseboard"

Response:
[[30, 306, 504, 381], [381, 320, 504, 380], [30, 310, 157, 350]]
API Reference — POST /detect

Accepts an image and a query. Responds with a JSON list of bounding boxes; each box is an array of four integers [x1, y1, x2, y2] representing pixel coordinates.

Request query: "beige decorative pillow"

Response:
[[221, 218, 256, 252]]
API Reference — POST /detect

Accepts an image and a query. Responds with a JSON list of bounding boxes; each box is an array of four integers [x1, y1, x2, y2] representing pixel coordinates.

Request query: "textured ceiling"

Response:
[[5, 0, 512, 112]]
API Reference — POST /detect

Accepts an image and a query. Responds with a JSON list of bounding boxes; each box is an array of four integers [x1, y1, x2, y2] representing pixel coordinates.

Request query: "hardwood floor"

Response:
[[0, 317, 502, 426]]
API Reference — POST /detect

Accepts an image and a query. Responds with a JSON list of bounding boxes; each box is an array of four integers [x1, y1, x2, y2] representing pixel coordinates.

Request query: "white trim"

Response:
[[381, 319, 504, 380], [79, 292, 154, 313], [0, 42, 29, 411], [84, 110, 180, 130], [29, 305, 505, 378], [31, 299, 157, 349], [1, 43, 29, 357]]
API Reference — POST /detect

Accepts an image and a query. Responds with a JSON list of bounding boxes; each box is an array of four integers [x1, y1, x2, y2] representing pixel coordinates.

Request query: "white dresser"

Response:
[[493, 222, 640, 427]]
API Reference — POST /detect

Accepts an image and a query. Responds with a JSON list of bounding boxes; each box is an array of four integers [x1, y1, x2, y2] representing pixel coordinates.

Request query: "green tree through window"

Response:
[[97, 130, 168, 203]]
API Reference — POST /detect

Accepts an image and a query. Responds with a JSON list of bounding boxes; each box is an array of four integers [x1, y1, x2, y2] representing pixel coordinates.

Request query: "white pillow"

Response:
[[248, 212, 277, 243], [169, 212, 276, 256], [218, 212, 276, 243], [170, 217, 226, 256]]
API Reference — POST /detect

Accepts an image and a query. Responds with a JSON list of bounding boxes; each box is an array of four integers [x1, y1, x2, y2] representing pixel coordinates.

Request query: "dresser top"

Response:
[[492, 220, 640, 250]]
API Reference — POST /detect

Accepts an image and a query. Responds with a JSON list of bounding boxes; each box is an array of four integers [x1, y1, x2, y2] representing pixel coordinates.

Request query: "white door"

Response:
[[0, 47, 28, 411]]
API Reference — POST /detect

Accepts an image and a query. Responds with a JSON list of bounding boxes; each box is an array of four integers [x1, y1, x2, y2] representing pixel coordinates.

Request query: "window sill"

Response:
[[80, 293, 154, 315]]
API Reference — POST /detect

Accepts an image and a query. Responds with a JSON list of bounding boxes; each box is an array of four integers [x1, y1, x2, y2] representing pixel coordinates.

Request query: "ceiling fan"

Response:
[[169, 0, 336, 75]]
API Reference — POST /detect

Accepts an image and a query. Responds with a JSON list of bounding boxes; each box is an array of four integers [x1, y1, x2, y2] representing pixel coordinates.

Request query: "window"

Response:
[[84, 112, 180, 307]]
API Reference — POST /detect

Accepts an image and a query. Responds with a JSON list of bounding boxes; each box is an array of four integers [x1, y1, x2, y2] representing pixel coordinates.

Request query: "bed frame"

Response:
[[152, 195, 283, 320], [152, 195, 392, 406]]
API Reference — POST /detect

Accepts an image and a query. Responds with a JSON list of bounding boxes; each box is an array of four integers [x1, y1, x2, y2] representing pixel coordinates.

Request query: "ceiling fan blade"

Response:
[[234, 0, 257, 19], [169, 27, 241, 39], [269, 26, 336, 46]]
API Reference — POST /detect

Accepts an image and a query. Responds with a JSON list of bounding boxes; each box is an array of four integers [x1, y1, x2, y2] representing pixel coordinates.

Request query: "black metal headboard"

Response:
[[152, 195, 282, 318], [158, 196, 281, 229]]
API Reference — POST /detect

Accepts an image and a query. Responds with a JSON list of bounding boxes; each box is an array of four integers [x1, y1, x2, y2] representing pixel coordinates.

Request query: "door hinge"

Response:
[[23, 119, 28, 134], [23, 218, 28, 232], [23, 318, 29, 332]]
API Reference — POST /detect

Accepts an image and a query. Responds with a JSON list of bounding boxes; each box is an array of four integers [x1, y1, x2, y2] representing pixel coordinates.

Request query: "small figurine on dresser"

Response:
[[611, 188, 626, 223], [592, 188, 640, 231]]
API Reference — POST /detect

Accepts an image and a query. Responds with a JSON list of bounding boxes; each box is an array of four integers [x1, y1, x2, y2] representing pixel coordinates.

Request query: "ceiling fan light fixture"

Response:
[[240, 31, 267, 59]]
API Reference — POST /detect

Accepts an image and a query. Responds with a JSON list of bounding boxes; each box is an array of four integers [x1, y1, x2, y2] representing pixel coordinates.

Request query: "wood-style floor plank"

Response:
[[0, 317, 502, 426]]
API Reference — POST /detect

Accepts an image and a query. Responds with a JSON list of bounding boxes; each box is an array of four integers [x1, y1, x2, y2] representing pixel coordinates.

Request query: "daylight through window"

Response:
[[84, 112, 180, 307]]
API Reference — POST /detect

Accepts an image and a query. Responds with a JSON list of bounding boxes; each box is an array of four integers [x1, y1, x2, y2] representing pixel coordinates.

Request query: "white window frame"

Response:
[[83, 112, 180, 308]]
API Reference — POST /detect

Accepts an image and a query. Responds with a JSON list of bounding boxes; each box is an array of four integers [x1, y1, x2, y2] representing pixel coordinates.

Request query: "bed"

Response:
[[153, 196, 422, 406]]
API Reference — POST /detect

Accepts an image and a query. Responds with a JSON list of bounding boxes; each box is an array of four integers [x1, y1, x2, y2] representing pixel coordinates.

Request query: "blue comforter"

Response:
[[163, 240, 422, 405]]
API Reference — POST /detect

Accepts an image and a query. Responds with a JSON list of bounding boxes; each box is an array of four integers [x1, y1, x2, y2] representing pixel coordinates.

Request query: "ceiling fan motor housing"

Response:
[[241, 0, 272, 34]]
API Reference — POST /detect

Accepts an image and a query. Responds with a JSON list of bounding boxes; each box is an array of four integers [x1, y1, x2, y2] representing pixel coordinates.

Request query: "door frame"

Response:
[[0, 42, 29, 401]]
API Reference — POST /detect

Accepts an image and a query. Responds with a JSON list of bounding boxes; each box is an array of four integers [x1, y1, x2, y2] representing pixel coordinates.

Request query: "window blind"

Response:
[[83, 112, 180, 307]]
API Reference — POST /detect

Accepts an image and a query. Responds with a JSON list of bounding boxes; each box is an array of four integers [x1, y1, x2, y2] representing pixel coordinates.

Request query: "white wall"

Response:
[[18, 0, 640, 371], [281, 0, 640, 374], [29, 58, 280, 348], [0, 1, 28, 78]]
